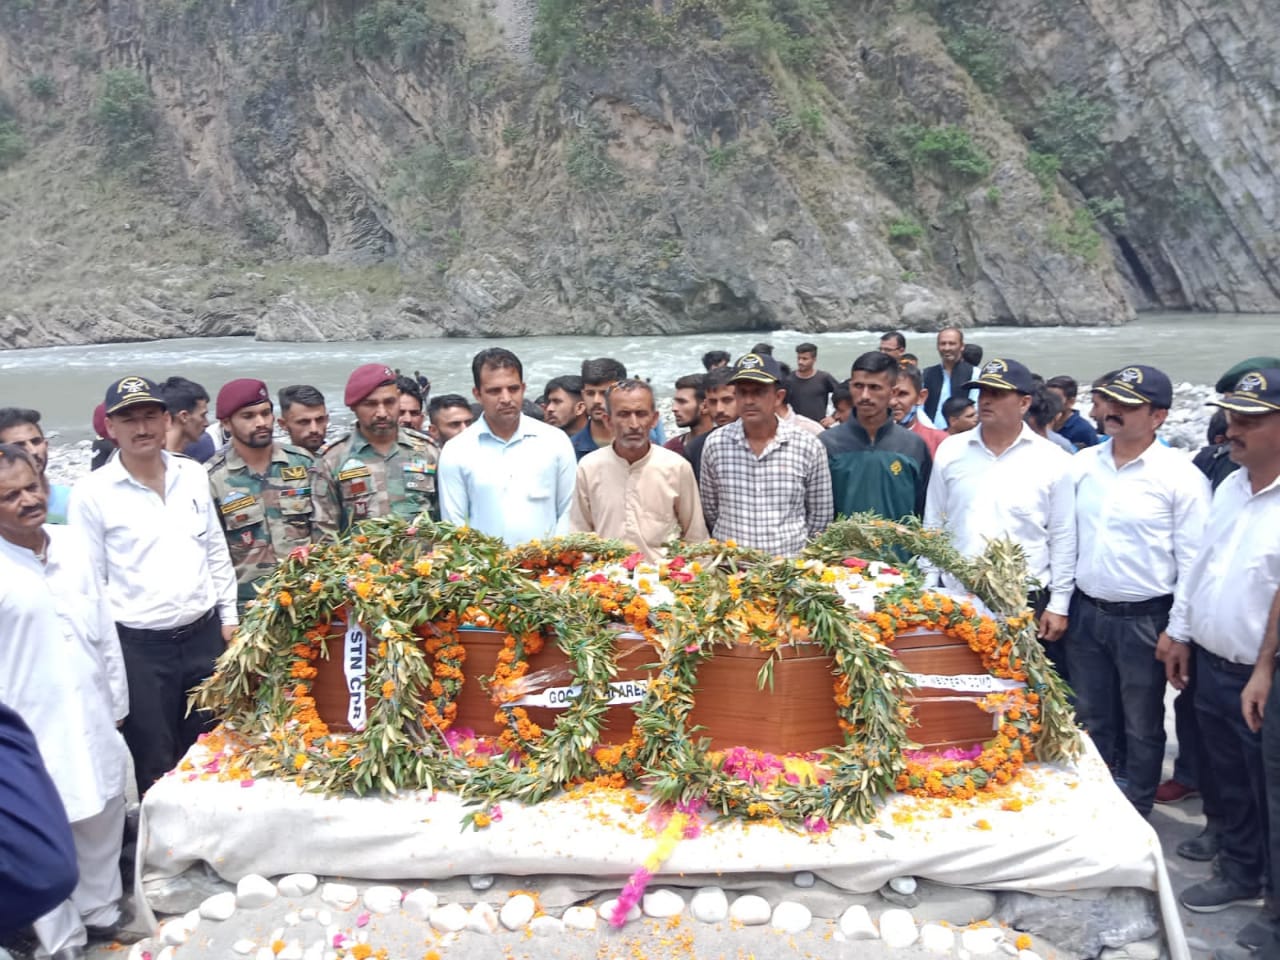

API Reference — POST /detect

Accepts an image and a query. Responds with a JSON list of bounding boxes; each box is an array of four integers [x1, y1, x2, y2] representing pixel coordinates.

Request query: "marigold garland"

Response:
[[193, 516, 1079, 821]]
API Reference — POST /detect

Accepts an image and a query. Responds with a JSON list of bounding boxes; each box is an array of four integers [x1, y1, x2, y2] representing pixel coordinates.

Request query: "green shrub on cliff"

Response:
[[532, 0, 828, 69], [0, 97, 23, 170], [905, 124, 992, 180], [95, 69, 155, 175], [1032, 91, 1111, 179]]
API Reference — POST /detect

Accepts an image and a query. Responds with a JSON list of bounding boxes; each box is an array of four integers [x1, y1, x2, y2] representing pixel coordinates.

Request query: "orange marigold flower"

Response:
[[381, 680, 396, 699], [309, 580, 323, 594], [1015, 935, 1032, 951], [473, 812, 492, 829], [278, 591, 293, 607]]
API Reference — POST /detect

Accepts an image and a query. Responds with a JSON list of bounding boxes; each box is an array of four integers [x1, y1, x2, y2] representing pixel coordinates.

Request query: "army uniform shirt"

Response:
[[207, 443, 317, 602], [312, 427, 440, 538]]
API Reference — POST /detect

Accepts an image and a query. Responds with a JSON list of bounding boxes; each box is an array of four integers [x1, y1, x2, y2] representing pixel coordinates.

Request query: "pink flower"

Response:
[[842, 557, 868, 568], [489, 804, 503, 822], [239, 779, 254, 788], [621, 552, 645, 571], [684, 643, 699, 652], [355, 912, 370, 927], [584, 572, 608, 583], [803, 815, 830, 834], [406, 526, 418, 537], [289, 544, 312, 562], [883, 566, 901, 575], [670, 571, 694, 583], [668, 556, 686, 571], [332, 933, 347, 948], [448, 573, 463, 582]]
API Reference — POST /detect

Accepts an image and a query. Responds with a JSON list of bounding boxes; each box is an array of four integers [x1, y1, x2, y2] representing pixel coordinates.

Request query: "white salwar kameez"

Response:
[[0, 526, 131, 957]]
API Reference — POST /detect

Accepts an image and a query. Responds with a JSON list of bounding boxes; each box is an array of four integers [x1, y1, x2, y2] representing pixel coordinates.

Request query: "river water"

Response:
[[2, 311, 1276, 442]]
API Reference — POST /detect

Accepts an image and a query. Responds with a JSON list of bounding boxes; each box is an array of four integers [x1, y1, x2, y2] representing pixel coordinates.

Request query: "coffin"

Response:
[[311, 615, 1004, 754], [449, 626, 654, 743]]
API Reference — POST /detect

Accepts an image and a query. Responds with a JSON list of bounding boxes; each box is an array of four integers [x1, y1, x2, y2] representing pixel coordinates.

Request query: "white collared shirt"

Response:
[[69, 451, 239, 629], [437, 414, 577, 545], [1072, 439, 1210, 637], [924, 424, 1076, 614], [1170, 468, 1280, 663], [0, 527, 130, 820]]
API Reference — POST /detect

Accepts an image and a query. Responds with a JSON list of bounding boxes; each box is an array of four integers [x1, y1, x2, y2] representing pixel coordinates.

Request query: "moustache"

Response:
[[1105, 415, 1124, 425]]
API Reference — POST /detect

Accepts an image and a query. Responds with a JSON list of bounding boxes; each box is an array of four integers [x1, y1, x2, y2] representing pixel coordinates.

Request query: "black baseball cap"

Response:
[[1095, 365, 1174, 408], [104, 375, 167, 415], [1210, 368, 1280, 415], [729, 352, 783, 385], [962, 358, 1034, 395]]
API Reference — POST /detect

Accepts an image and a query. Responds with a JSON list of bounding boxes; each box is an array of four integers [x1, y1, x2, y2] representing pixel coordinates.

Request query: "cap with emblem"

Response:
[[344, 363, 398, 406], [216, 378, 272, 419], [1209, 368, 1280, 415], [1214, 357, 1280, 395], [962, 358, 1034, 395], [104, 375, 166, 415], [1095, 365, 1173, 409], [729, 352, 783, 385]]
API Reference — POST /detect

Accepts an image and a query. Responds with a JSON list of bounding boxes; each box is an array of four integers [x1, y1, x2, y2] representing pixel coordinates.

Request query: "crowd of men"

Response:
[[1, 332, 1279, 960]]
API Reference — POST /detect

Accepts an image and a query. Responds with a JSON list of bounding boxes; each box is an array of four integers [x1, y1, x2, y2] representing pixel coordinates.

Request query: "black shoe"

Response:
[[85, 905, 146, 945], [1181, 877, 1264, 913], [1178, 828, 1221, 862], [1237, 918, 1279, 950]]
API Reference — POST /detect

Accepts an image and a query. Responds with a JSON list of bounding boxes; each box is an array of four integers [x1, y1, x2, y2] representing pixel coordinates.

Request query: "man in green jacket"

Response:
[[819, 351, 932, 520]]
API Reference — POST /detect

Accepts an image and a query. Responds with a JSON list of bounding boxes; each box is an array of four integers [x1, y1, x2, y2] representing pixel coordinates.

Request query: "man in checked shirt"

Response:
[[698, 352, 833, 557]]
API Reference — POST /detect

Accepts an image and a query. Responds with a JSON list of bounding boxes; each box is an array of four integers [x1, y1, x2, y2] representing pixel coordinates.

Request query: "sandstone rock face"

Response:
[[0, 0, 1270, 347]]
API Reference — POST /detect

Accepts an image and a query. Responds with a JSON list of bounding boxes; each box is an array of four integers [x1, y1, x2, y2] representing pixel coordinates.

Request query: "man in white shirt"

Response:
[[69, 376, 238, 796], [0, 443, 136, 959], [1066, 365, 1210, 817], [923, 358, 1076, 672], [570, 380, 707, 560], [1163, 369, 1280, 917], [437, 348, 576, 545]]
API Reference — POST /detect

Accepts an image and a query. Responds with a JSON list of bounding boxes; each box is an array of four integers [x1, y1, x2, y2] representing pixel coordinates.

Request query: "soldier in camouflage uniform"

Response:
[[206, 379, 317, 607], [311, 363, 440, 540]]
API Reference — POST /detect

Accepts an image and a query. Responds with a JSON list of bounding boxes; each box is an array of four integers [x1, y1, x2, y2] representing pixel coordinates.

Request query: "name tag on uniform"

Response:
[[338, 466, 372, 481], [220, 493, 257, 516], [279, 466, 308, 481]]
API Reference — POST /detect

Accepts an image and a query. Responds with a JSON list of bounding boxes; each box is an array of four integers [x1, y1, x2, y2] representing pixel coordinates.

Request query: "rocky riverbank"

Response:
[[4, 0, 1277, 349]]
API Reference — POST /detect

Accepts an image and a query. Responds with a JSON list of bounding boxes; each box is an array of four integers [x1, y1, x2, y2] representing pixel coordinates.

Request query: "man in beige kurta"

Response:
[[569, 380, 707, 559]]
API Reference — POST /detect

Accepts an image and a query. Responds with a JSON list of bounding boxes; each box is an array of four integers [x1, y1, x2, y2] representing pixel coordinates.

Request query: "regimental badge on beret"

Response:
[[117, 376, 149, 395]]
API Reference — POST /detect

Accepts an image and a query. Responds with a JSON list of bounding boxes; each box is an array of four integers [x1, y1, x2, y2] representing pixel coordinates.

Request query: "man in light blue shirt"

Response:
[[438, 348, 577, 545]]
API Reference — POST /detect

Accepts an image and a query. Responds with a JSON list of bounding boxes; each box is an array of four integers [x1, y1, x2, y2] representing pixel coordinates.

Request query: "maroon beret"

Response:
[[345, 363, 397, 406], [216, 378, 272, 419]]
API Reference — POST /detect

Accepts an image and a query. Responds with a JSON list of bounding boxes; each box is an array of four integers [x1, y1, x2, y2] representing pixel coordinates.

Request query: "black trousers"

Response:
[[116, 609, 222, 796], [1194, 645, 1267, 889]]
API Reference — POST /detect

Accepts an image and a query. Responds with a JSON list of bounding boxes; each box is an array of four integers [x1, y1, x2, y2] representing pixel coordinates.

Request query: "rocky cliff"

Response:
[[0, 0, 1274, 348]]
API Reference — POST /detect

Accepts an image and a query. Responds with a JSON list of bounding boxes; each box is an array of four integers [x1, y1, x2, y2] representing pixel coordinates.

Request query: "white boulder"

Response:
[[402, 889, 439, 920], [530, 915, 564, 936], [320, 883, 359, 911], [362, 885, 402, 915], [921, 923, 956, 952], [642, 888, 685, 918], [467, 902, 499, 934], [278, 874, 318, 898], [839, 904, 878, 940], [879, 909, 918, 948], [429, 903, 469, 933], [598, 898, 641, 925], [500, 894, 535, 930], [729, 895, 771, 926], [235, 874, 278, 909], [690, 887, 729, 924], [199, 891, 237, 922], [771, 901, 812, 933]]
